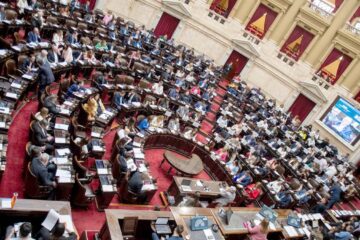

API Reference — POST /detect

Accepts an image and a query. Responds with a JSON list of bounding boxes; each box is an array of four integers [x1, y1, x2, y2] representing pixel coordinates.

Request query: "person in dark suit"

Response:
[[31, 153, 57, 199], [37, 58, 55, 100], [27, 27, 41, 43], [127, 171, 147, 202], [127, 91, 141, 104], [20, 54, 36, 73], [65, 31, 78, 45], [43, 95, 60, 115], [32, 120, 54, 152], [36, 221, 77, 240], [326, 183, 343, 209], [118, 154, 128, 173], [113, 91, 126, 110], [47, 44, 63, 64]]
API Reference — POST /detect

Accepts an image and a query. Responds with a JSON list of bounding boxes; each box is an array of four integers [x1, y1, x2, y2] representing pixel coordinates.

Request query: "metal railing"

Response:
[[345, 23, 360, 36], [307, 0, 334, 19]]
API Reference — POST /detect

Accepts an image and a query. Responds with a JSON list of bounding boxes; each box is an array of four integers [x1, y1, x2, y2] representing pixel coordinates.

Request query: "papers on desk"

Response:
[[0, 107, 10, 114], [11, 45, 22, 52], [134, 152, 145, 159], [22, 74, 33, 80], [141, 183, 155, 191], [138, 163, 147, 173], [91, 131, 101, 138], [59, 108, 70, 115], [5, 92, 17, 99], [54, 157, 69, 165], [93, 145, 104, 152], [55, 137, 66, 144], [102, 184, 114, 192], [0, 50, 7, 56], [42, 209, 75, 233], [127, 159, 137, 172], [203, 228, 215, 240], [181, 185, 192, 192], [56, 169, 72, 183], [42, 209, 60, 231], [133, 141, 141, 147], [284, 226, 298, 237], [0, 122, 6, 128], [56, 148, 71, 156], [0, 198, 12, 209], [11, 82, 21, 89], [97, 168, 108, 175], [55, 123, 68, 131], [0, 143, 3, 151]]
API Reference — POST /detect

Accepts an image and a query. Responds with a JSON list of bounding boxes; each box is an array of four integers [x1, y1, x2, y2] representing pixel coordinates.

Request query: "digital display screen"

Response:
[[322, 97, 360, 145]]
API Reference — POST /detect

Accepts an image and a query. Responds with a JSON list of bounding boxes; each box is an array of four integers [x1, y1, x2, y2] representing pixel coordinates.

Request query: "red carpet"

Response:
[[195, 78, 230, 143]]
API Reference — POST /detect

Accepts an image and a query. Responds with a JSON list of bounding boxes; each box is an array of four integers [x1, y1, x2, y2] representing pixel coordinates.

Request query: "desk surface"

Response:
[[164, 150, 203, 176], [170, 207, 225, 240], [173, 176, 227, 197], [0, 199, 72, 215], [104, 209, 174, 240]]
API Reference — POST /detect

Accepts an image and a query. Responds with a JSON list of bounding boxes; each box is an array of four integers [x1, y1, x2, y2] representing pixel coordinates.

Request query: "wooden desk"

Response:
[[167, 176, 227, 205], [170, 207, 225, 240], [99, 209, 174, 240], [162, 150, 203, 176], [95, 160, 117, 211], [0, 199, 78, 237]]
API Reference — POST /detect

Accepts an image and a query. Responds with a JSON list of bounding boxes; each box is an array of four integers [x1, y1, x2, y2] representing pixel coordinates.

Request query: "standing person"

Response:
[[37, 58, 55, 100], [245, 219, 269, 240]]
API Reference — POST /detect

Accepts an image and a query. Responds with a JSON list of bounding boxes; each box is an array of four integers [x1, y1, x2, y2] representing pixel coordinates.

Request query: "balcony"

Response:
[[298, 1, 333, 30], [311, 73, 332, 90], [344, 23, 360, 36], [307, 0, 334, 19]]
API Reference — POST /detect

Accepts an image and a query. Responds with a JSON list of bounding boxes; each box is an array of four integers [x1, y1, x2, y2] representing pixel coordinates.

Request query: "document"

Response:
[[56, 169, 71, 178], [284, 226, 298, 237], [91, 131, 101, 138], [181, 185, 192, 192], [97, 168, 108, 175], [59, 215, 74, 233], [54, 157, 68, 165], [102, 185, 114, 192], [0, 122, 6, 128], [93, 145, 103, 152], [11, 82, 21, 89], [203, 229, 215, 240], [5, 92, 17, 99], [55, 137, 66, 144], [56, 148, 70, 156], [42, 209, 60, 231], [59, 108, 70, 115], [0, 198, 12, 208], [54, 124, 68, 130]]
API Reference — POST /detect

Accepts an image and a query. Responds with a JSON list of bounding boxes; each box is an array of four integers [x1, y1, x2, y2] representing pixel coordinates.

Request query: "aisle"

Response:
[[195, 78, 229, 143], [0, 100, 38, 198]]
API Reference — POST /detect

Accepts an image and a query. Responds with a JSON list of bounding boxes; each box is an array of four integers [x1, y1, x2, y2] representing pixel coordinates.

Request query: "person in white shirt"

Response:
[[176, 105, 189, 120], [168, 118, 180, 132], [213, 186, 236, 207], [314, 158, 328, 172], [185, 72, 195, 83], [151, 81, 163, 95], [17, 0, 29, 14], [216, 115, 228, 129]]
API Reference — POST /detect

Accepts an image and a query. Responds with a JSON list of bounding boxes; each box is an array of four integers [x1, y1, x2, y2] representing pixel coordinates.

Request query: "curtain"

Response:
[[154, 12, 180, 39], [280, 25, 314, 61], [332, 0, 343, 12], [318, 48, 352, 84], [225, 50, 249, 79], [350, 6, 360, 23], [355, 91, 360, 103], [288, 94, 316, 122], [245, 4, 278, 39], [210, 0, 237, 18], [89, 0, 96, 10]]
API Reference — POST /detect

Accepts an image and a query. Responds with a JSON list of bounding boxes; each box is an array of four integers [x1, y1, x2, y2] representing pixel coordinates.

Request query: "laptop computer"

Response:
[[155, 217, 172, 235]]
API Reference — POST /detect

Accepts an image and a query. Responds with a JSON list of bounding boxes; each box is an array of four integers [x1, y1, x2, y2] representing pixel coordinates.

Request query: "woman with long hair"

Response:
[[246, 219, 269, 240]]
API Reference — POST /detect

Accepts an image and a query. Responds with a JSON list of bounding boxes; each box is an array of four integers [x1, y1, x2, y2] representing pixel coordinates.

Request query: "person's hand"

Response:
[[52, 181, 57, 188]]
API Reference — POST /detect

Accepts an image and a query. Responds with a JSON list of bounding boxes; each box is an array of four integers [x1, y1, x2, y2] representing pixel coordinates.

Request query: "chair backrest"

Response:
[[73, 11, 82, 19], [14, 32, 22, 44], [18, 55, 28, 67], [93, 37, 101, 46], [5, 59, 16, 76], [125, 76, 134, 85], [66, 19, 77, 28], [122, 217, 138, 235], [96, 27, 107, 35], [25, 142, 32, 158], [139, 79, 150, 89], [80, 37, 91, 45], [46, 16, 58, 24], [78, 22, 88, 31]]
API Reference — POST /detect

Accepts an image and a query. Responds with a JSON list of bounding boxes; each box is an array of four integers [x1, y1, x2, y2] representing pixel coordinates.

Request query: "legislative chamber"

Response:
[[0, 0, 359, 239]]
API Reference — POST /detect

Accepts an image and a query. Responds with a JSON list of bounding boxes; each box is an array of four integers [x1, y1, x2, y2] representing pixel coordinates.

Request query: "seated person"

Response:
[[27, 27, 41, 43], [266, 180, 284, 194], [168, 118, 180, 133], [180, 91, 192, 104], [137, 116, 150, 133], [95, 40, 108, 51], [194, 100, 207, 114], [214, 147, 229, 162], [20, 54, 36, 73], [190, 85, 201, 96], [168, 87, 180, 100], [233, 170, 253, 188], [82, 97, 98, 122], [127, 171, 147, 203], [5, 222, 33, 240], [127, 90, 141, 104], [36, 222, 76, 240], [93, 74, 108, 90], [176, 105, 189, 120], [93, 93, 105, 115], [34, 107, 49, 122], [243, 182, 263, 202], [178, 192, 201, 207], [183, 127, 195, 139], [31, 153, 57, 196], [33, 120, 54, 152], [152, 81, 163, 95], [213, 186, 236, 207], [152, 225, 184, 240], [225, 160, 240, 175], [276, 190, 293, 208], [149, 115, 164, 129], [65, 79, 85, 99], [113, 91, 127, 110]]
